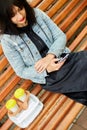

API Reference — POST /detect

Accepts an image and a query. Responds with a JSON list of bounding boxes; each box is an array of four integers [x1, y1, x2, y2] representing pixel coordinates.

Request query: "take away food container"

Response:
[[8, 93, 43, 128]]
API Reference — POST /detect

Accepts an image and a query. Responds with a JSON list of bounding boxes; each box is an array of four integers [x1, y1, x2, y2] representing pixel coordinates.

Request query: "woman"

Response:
[[0, 0, 87, 105]]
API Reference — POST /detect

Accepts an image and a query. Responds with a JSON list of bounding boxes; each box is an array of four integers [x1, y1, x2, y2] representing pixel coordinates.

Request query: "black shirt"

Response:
[[17, 25, 49, 57]]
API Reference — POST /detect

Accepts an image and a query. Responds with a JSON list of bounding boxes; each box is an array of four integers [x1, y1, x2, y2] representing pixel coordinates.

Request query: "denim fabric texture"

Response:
[[0, 8, 70, 84]]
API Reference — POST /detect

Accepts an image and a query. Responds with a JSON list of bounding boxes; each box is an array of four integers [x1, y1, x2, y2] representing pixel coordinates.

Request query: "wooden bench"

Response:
[[0, 0, 87, 129]]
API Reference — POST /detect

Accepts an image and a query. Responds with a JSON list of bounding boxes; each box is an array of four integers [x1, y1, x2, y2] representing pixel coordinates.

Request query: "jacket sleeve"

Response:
[[36, 8, 67, 57], [1, 38, 47, 80]]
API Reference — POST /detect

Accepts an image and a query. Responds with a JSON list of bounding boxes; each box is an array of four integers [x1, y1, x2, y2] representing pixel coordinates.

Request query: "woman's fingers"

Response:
[[35, 57, 65, 73], [35, 58, 50, 73], [35, 64, 46, 73], [46, 58, 66, 73]]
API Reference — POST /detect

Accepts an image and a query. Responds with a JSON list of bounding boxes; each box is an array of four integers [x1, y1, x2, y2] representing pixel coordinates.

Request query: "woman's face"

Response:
[[11, 6, 27, 27]]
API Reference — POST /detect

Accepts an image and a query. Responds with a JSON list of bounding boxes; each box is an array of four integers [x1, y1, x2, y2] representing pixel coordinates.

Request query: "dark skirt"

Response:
[[41, 51, 87, 105]]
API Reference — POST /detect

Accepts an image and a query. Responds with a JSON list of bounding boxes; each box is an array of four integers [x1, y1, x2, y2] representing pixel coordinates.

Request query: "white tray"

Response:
[[9, 94, 43, 128]]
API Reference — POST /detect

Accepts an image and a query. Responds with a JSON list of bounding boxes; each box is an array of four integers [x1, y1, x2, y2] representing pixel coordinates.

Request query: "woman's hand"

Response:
[[35, 54, 55, 73], [46, 58, 66, 73]]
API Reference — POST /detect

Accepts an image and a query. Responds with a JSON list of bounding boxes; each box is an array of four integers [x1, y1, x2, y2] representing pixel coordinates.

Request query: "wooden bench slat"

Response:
[[66, 10, 87, 40], [40, 91, 52, 103], [0, 57, 8, 71], [20, 80, 33, 90], [30, 84, 42, 95], [56, 103, 83, 130], [0, 76, 20, 102], [54, 0, 86, 25], [29, 0, 42, 7], [35, 95, 67, 130], [69, 26, 87, 51], [77, 40, 87, 51], [0, 45, 3, 56], [47, 0, 68, 18], [38, 0, 54, 11], [0, 106, 7, 120], [0, 67, 14, 87], [40, 99, 74, 130], [0, 119, 13, 130]]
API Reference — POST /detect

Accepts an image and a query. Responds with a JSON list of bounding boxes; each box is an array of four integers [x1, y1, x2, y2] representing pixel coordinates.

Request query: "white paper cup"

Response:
[[6, 99, 19, 112], [14, 88, 26, 102], [18, 93, 26, 102]]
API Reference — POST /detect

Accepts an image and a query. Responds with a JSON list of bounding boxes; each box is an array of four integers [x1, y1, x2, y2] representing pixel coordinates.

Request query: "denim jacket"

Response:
[[1, 8, 70, 84]]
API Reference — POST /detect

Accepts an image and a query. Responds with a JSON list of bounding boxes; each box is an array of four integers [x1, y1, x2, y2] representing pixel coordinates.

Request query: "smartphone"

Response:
[[57, 53, 69, 63]]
